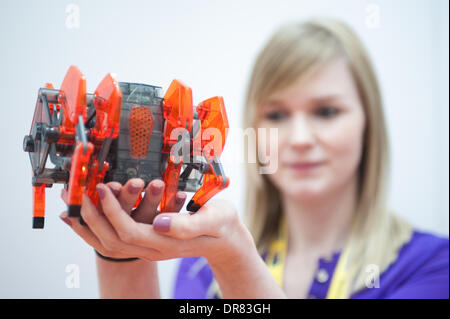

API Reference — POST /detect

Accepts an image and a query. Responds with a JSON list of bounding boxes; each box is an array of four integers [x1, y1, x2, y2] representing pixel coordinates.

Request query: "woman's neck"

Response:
[[282, 177, 358, 259]]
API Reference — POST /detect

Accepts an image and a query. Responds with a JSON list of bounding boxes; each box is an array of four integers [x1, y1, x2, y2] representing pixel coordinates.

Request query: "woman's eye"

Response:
[[315, 106, 340, 118], [265, 111, 288, 121]]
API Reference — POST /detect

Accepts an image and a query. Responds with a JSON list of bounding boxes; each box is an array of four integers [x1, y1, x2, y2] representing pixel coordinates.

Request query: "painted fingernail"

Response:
[[151, 186, 162, 195], [128, 180, 142, 194], [96, 184, 106, 200], [176, 193, 186, 204], [59, 213, 72, 227], [153, 216, 171, 232], [151, 180, 164, 195]]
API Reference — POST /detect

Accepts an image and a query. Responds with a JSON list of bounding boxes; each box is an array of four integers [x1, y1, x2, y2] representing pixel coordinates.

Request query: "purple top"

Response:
[[173, 230, 449, 299]]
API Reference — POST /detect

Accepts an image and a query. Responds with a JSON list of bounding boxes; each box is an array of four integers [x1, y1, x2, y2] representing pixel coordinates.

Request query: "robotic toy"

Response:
[[23, 66, 230, 228]]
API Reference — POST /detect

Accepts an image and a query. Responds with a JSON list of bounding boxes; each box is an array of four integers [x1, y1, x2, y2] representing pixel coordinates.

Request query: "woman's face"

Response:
[[256, 57, 366, 200]]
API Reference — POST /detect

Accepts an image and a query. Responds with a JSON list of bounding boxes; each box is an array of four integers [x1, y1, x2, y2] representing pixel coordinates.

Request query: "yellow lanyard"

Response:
[[264, 218, 288, 287], [264, 218, 352, 299]]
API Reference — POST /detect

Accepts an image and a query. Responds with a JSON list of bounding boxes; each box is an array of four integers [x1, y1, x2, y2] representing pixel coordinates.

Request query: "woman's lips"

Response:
[[286, 162, 324, 173]]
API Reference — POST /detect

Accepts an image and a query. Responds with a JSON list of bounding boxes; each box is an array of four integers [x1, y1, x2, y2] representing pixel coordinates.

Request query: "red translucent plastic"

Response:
[[189, 164, 230, 208], [85, 73, 122, 204], [160, 80, 194, 212], [196, 96, 229, 160], [133, 193, 143, 209], [162, 79, 193, 153], [160, 156, 183, 213], [187, 96, 230, 210], [58, 66, 87, 142], [67, 141, 94, 206], [33, 183, 46, 218], [29, 67, 231, 223], [92, 73, 123, 141], [85, 160, 109, 207]]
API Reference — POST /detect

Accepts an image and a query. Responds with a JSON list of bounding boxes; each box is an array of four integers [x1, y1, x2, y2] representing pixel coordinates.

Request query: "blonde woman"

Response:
[[60, 18, 449, 299]]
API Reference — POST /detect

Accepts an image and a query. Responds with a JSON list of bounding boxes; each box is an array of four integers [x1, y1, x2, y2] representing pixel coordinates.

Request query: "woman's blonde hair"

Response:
[[243, 18, 413, 296]]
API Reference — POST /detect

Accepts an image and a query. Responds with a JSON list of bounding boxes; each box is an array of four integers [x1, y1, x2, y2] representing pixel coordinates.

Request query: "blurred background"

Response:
[[0, 0, 448, 298]]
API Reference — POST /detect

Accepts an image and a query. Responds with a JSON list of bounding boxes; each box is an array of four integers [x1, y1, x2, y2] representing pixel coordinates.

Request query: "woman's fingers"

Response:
[[152, 199, 236, 240], [132, 179, 187, 224], [152, 212, 211, 240], [61, 188, 68, 205], [80, 191, 162, 259], [63, 179, 186, 226], [60, 182, 193, 260], [95, 183, 192, 255], [131, 179, 165, 223], [92, 185, 138, 242], [106, 181, 122, 198], [60, 211, 135, 259], [95, 184, 164, 248], [115, 178, 145, 214], [173, 192, 187, 212], [60, 211, 102, 249]]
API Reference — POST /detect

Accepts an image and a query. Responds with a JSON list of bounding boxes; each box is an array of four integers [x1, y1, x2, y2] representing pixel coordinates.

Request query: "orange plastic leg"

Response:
[[160, 156, 183, 213], [67, 141, 94, 217], [32, 184, 46, 229], [187, 163, 230, 212], [85, 161, 109, 207]]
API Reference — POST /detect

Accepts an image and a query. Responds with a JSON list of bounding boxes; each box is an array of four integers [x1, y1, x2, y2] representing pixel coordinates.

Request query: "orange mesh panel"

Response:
[[129, 106, 153, 158]]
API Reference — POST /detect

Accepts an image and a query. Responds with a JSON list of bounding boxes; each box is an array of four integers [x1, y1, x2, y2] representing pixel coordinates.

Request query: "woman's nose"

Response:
[[288, 112, 315, 149]]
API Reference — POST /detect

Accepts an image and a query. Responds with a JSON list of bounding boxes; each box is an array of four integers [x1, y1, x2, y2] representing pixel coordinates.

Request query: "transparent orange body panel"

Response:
[[196, 96, 229, 160], [92, 73, 122, 141], [58, 66, 87, 144], [162, 79, 193, 153]]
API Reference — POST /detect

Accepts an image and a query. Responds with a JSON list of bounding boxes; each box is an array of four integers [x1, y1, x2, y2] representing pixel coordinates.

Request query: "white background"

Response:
[[0, 0, 448, 298]]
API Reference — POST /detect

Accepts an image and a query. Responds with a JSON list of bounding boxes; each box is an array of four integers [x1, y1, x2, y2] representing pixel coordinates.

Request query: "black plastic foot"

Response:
[[68, 205, 81, 217], [33, 217, 45, 229], [186, 200, 201, 213]]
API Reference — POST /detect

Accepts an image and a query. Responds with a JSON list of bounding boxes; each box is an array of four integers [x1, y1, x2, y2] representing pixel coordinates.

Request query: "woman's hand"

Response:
[[61, 178, 256, 266], [60, 178, 187, 260], [61, 178, 285, 298]]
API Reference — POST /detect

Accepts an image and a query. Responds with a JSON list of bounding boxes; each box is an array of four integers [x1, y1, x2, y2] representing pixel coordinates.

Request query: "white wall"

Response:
[[0, 0, 448, 298]]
